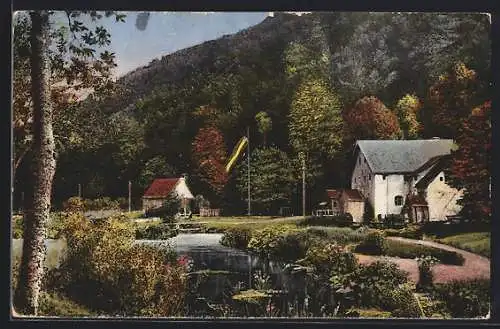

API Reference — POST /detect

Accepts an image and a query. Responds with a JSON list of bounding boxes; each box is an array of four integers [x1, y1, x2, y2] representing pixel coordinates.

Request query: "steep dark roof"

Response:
[[343, 189, 364, 201], [143, 178, 180, 197], [326, 189, 342, 199], [415, 155, 452, 189], [356, 139, 456, 174]]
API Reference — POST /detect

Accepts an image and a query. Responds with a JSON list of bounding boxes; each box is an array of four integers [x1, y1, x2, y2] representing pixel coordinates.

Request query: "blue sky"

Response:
[[92, 12, 269, 77]]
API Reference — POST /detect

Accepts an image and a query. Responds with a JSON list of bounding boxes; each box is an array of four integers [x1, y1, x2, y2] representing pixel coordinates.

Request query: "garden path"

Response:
[[355, 237, 490, 283]]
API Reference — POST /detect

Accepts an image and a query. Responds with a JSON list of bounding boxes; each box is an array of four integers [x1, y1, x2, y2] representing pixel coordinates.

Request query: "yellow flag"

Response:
[[225, 137, 248, 173]]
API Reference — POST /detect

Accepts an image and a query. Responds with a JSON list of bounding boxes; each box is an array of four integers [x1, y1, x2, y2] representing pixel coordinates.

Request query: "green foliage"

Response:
[[301, 226, 369, 245], [346, 308, 392, 318], [144, 194, 180, 223], [416, 256, 439, 291], [355, 231, 388, 255], [237, 147, 296, 215], [84, 197, 121, 210], [383, 226, 423, 239], [431, 279, 490, 318], [383, 214, 406, 229], [46, 212, 188, 316], [247, 225, 312, 262], [376, 239, 466, 265], [289, 77, 343, 158], [339, 261, 418, 316], [298, 214, 353, 228], [138, 156, 177, 190], [220, 227, 252, 250], [63, 197, 85, 212], [301, 242, 358, 276], [135, 223, 178, 240], [437, 232, 490, 258], [255, 111, 272, 146], [38, 292, 92, 316], [395, 94, 422, 139]]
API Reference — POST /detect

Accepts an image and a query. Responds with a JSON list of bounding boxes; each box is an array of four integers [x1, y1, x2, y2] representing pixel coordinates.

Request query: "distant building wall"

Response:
[[425, 171, 463, 221]]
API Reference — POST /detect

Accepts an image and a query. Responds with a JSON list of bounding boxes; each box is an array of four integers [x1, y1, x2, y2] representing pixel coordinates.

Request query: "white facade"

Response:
[[425, 172, 463, 220], [173, 177, 194, 199], [351, 145, 462, 222]]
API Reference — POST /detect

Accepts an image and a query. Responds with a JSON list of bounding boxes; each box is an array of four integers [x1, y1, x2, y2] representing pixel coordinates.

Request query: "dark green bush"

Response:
[[421, 221, 490, 239], [384, 214, 406, 229], [339, 261, 418, 316], [431, 279, 490, 318], [220, 227, 252, 250], [384, 240, 465, 265], [301, 242, 358, 276], [135, 223, 178, 240], [355, 231, 387, 255], [145, 195, 180, 223]]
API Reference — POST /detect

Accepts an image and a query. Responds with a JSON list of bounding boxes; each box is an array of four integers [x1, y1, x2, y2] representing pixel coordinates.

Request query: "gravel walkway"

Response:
[[355, 236, 490, 284]]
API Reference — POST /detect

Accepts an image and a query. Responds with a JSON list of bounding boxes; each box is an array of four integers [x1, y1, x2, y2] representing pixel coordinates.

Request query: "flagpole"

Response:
[[247, 126, 251, 216]]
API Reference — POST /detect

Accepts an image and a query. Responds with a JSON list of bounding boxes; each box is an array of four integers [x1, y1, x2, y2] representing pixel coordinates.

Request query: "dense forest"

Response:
[[14, 12, 491, 216]]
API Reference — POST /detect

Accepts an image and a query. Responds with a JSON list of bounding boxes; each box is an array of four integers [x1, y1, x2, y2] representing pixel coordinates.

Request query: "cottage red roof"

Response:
[[343, 189, 364, 201], [143, 178, 180, 197], [326, 189, 342, 199]]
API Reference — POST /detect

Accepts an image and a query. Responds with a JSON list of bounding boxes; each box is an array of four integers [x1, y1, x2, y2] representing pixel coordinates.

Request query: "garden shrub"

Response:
[[63, 197, 85, 212], [145, 195, 180, 223], [301, 242, 358, 276], [416, 256, 438, 291], [338, 261, 417, 316], [298, 214, 353, 227], [220, 227, 252, 250], [135, 223, 178, 240], [354, 231, 387, 255], [38, 292, 92, 316], [46, 213, 188, 316], [431, 279, 490, 318], [248, 225, 304, 262], [384, 225, 423, 239], [383, 214, 406, 229], [384, 240, 465, 265]]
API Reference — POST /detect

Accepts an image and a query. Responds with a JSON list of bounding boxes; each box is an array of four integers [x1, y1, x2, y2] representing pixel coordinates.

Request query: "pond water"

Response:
[[11, 234, 280, 274]]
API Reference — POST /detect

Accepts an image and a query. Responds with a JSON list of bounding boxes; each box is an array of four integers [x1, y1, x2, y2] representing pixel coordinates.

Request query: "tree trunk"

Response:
[[15, 11, 56, 316]]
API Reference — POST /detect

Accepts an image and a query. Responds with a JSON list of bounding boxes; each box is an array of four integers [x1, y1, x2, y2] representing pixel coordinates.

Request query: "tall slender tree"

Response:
[[15, 11, 55, 315], [14, 10, 125, 315]]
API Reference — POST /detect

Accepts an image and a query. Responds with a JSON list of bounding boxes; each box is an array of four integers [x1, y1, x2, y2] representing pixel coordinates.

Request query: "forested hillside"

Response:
[[14, 12, 491, 216]]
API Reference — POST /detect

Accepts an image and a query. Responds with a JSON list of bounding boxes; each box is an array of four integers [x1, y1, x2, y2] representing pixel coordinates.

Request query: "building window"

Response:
[[440, 175, 444, 182], [395, 195, 403, 206], [359, 158, 361, 165], [364, 158, 367, 163], [333, 201, 338, 207], [369, 175, 371, 181], [382, 175, 386, 180]]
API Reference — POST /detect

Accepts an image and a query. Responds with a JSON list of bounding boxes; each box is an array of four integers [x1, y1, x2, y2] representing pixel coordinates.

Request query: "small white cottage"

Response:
[[350, 139, 462, 222], [142, 176, 194, 213]]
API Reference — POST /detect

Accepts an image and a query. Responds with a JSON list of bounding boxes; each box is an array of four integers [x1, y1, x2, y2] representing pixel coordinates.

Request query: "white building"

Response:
[[351, 139, 463, 222], [142, 176, 194, 213]]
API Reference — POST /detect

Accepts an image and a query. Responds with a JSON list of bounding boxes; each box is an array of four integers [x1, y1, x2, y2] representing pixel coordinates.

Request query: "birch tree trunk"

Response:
[[15, 10, 56, 315]]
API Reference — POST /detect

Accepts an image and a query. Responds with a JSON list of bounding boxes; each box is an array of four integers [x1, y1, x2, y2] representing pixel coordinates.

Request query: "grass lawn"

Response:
[[436, 232, 490, 258], [189, 215, 302, 231]]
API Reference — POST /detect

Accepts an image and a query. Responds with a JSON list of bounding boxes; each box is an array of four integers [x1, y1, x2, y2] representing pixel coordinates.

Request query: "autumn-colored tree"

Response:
[[344, 96, 402, 141], [191, 126, 229, 200], [395, 94, 422, 139], [447, 101, 491, 221], [427, 62, 479, 138]]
